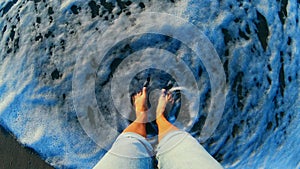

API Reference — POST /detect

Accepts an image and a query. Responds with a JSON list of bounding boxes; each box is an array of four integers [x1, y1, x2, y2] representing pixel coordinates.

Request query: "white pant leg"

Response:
[[156, 130, 223, 169], [93, 132, 154, 169]]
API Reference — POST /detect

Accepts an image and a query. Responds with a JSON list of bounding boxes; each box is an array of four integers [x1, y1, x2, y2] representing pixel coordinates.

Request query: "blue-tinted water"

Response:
[[0, 0, 299, 168]]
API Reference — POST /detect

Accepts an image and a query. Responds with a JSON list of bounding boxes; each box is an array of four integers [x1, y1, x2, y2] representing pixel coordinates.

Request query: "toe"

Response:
[[142, 87, 147, 96], [167, 93, 172, 100], [132, 95, 136, 105], [161, 89, 166, 97], [133, 94, 137, 101]]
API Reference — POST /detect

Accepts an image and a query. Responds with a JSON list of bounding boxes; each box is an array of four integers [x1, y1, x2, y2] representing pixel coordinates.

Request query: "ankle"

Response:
[[135, 112, 148, 123], [156, 115, 168, 125]]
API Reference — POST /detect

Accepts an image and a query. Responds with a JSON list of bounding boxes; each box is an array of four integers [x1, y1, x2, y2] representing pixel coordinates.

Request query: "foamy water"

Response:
[[0, 0, 299, 168]]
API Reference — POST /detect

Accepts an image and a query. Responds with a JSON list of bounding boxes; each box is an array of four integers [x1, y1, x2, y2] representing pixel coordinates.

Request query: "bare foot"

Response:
[[123, 87, 148, 137], [156, 89, 178, 141], [133, 87, 148, 123], [156, 89, 173, 118]]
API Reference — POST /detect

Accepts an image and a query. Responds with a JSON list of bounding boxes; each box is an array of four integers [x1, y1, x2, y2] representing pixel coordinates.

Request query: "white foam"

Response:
[[0, 0, 299, 168]]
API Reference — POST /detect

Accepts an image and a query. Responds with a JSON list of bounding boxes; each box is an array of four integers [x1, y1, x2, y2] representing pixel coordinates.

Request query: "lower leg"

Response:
[[123, 115, 147, 137], [156, 116, 178, 142]]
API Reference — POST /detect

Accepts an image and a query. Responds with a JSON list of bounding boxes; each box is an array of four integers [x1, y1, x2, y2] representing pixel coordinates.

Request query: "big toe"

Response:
[[161, 89, 166, 97], [142, 87, 147, 96]]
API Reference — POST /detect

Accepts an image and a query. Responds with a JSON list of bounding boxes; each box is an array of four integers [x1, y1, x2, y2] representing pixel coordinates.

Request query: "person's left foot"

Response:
[[156, 89, 174, 119], [132, 87, 148, 123]]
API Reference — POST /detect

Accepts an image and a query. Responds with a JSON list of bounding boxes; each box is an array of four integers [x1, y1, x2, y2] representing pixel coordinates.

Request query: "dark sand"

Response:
[[0, 125, 54, 169]]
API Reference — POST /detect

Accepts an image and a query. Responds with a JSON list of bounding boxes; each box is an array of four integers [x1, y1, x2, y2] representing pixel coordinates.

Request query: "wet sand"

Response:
[[0, 125, 54, 169]]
